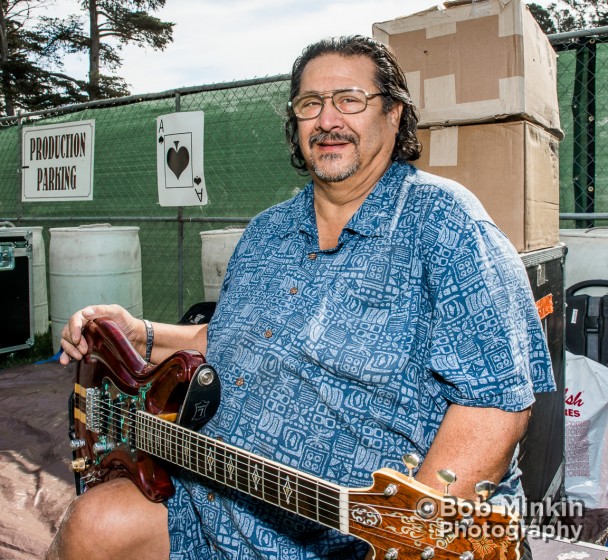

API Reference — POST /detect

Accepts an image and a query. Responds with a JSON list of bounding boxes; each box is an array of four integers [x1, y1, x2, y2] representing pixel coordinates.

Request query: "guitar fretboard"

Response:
[[136, 411, 347, 532]]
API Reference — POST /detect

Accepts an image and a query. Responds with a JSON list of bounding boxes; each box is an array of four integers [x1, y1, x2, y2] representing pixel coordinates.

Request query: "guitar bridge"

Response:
[[86, 387, 101, 433]]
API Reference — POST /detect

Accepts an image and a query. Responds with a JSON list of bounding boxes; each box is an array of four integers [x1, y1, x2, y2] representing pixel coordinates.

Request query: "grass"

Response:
[[0, 329, 57, 369]]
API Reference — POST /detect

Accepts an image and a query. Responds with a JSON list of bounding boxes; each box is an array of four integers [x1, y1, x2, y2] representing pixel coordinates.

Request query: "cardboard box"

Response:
[[373, 0, 561, 135], [416, 121, 560, 253]]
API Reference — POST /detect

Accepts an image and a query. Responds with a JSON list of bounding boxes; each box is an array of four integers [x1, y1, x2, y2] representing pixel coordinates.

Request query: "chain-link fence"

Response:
[[0, 76, 307, 330], [2, 28, 606, 338], [551, 26, 608, 228]]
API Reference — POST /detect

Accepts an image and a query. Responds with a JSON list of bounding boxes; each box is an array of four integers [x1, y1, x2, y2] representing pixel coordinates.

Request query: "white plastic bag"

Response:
[[565, 351, 608, 509]]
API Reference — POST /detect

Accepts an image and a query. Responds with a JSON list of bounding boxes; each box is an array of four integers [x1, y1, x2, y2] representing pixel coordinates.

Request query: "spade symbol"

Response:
[[194, 176, 202, 185], [167, 141, 190, 179]]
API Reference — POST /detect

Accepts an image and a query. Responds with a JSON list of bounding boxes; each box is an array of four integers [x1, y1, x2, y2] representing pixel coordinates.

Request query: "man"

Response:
[[48, 35, 554, 559]]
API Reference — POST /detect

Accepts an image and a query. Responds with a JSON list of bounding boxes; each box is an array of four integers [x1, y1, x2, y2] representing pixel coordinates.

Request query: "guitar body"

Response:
[[70, 318, 220, 502]]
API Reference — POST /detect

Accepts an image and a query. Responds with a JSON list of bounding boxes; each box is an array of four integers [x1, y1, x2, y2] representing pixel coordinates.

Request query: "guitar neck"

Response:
[[136, 411, 348, 533]]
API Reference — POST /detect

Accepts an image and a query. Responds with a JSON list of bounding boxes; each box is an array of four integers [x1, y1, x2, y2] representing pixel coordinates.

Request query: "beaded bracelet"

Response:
[[142, 319, 154, 362]]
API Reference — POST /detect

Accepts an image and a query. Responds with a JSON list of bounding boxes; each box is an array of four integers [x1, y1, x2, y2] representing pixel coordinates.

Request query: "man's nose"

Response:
[[315, 98, 344, 129]]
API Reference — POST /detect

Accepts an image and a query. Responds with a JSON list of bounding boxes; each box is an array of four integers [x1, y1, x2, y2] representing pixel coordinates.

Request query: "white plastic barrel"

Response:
[[0, 224, 48, 335], [560, 228, 608, 294], [49, 225, 143, 351], [200, 228, 245, 301]]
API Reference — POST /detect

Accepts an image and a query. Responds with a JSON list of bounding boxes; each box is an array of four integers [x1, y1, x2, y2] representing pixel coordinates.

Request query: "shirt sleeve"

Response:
[[422, 190, 556, 412]]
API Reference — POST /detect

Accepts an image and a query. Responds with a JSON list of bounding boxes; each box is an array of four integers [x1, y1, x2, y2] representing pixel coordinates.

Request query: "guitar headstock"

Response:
[[348, 463, 522, 560]]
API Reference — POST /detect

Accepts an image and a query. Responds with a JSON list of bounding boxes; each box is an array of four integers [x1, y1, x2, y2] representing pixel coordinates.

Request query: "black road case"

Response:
[[0, 229, 34, 354], [519, 244, 566, 520]]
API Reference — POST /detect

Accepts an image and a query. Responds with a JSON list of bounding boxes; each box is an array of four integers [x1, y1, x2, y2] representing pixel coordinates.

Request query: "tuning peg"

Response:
[[402, 453, 420, 478], [436, 469, 457, 495], [420, 546, 435, 559], [474, 480, 497, 502]]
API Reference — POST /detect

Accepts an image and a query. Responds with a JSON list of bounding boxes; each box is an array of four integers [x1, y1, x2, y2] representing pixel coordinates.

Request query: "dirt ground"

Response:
[[0, 361, 76, 560], [1, 360, 606, 559]]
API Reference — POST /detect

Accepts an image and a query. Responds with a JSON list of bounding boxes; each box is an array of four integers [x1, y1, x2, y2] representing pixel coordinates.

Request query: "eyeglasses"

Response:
[[288, 88, 388, 120]]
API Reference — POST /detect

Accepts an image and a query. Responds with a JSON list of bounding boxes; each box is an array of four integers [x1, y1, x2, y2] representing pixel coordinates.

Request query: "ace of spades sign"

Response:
[[156, 111, 207, 207]]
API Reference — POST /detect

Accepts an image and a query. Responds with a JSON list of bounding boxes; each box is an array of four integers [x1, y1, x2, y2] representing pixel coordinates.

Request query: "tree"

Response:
[[41, 0, 173, 100], [529, 1, 608, 34], [0, 0, 87, 116]]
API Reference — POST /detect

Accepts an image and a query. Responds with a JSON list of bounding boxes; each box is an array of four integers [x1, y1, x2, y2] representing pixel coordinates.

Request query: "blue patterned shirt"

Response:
[[167, 161, 555, 559]]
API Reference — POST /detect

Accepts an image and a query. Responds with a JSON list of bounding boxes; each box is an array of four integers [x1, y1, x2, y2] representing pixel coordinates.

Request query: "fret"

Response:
[[172, 423, 179, 465], [234, 451, 249, 494], [261, 460, 280, 508], [158, 417, 166, 460], [175, 430, 188, 468], [317, 482, 342, 530], [194, 432, 200, 474], [296, 475, 318, 523], [164, 422, 172, 463], [184, 431, 192, 471]]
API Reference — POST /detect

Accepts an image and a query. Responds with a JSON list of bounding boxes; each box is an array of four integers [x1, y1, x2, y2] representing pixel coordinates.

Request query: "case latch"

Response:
[[0, 243, 15, 271]]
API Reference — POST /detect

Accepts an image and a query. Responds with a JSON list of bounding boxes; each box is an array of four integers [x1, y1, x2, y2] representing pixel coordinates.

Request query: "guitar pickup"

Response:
[[86, 387, 102, 433]]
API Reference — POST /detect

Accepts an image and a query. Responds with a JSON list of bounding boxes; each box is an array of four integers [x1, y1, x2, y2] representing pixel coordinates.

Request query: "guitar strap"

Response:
[[176, 364, 221, 432]]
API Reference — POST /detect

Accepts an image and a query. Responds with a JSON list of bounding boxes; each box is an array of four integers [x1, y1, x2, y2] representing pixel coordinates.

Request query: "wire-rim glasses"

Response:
[[288, 88, 388, 120]]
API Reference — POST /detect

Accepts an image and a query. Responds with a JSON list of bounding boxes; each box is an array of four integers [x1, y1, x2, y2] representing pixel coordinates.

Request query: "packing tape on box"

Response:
[[429, 127, 459, 167]]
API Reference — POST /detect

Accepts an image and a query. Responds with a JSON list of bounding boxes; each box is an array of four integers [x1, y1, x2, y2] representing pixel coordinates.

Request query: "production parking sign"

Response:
[[21, 120, 95, 202]]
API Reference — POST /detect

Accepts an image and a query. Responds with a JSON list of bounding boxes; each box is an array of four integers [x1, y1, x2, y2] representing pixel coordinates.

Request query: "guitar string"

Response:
[[77, 395, 359, 522], [75, 394, 516, 556], [77, 395, 495, 522], [79, 396, 469, 536]]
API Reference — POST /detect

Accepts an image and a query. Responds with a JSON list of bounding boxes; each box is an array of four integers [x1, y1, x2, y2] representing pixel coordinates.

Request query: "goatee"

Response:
[[308, 132, 360, 182]]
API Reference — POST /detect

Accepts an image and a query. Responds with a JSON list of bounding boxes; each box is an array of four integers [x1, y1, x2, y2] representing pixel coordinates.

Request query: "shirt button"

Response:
[[264, 329, 273, 338], [307, 252, 317, 260], [207, 492, 215, 502], [289, 287, 298, 295], [235, 377, 245, 387]]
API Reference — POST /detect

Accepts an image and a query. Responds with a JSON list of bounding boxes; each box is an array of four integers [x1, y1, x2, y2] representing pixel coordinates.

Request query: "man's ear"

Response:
[[389, 101, 403, 130]]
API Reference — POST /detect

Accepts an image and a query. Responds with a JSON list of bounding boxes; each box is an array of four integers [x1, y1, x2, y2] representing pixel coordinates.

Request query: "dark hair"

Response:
[[285, 35, 421, 171]]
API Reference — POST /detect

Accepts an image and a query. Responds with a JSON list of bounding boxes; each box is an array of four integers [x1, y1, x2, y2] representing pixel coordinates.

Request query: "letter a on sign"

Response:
[[156, 111, 207, 206]]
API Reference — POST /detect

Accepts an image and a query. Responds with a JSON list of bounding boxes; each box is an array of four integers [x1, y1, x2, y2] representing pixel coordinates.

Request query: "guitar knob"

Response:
[[420, 546, 435, 559], [459, 552, 474, 560], [69, 457, 91, 472], [436, 469, 457, 495], [474, 480, 497, 502], [69, 438, 86, 450], [93, 441, 115, 455], [402, 453, 420, 478], [197, 366, 216, 386]]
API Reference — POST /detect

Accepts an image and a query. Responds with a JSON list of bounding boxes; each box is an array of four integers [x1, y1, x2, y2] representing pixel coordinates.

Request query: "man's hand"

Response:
[[59, 304, 142, 365]]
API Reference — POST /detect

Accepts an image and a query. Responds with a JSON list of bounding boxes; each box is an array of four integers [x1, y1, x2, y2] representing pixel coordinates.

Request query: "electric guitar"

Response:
[[69, 318, 523, 560]]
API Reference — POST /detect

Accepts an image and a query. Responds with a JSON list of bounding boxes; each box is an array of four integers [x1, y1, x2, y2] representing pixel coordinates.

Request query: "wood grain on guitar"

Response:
[[68, 318, 523, 560]]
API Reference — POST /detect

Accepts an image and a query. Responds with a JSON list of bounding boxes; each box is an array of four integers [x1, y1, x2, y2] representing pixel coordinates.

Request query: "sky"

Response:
[[56, 0, 552, 96]]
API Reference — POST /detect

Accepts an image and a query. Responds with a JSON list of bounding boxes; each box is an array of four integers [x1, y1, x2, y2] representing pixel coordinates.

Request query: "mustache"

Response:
[[308, 132, 358, 149]]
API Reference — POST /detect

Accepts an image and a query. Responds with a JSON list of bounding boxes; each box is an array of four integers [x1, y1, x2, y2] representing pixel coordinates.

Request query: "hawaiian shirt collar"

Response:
[[280, 161, 412, 240]]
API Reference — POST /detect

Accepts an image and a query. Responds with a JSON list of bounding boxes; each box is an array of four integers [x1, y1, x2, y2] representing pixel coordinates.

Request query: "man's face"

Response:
[[296, 53, 401, 187]]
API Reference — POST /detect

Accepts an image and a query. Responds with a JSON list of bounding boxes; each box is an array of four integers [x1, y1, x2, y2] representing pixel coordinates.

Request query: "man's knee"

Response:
[[47, 478, 169, 560]]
